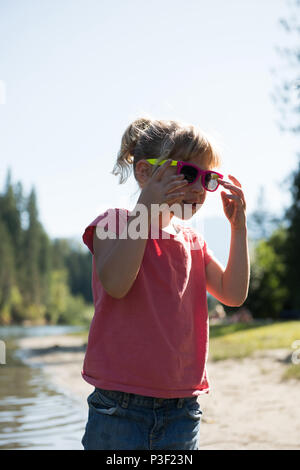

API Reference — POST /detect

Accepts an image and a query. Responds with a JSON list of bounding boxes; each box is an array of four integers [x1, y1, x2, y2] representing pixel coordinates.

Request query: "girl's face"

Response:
[[137, 155, 215, 221], [169, 156, 210, 220]]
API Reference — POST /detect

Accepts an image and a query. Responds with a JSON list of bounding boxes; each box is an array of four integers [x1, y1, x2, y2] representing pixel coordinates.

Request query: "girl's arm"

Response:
[[94, 206, 151, 299], [206, 227, 250, 306], [205, 174, 250, 307], [95, 160, 188, 299]]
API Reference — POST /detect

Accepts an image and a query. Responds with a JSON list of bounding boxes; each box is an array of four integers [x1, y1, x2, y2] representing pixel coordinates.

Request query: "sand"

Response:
[[16, 335, 300, 450]]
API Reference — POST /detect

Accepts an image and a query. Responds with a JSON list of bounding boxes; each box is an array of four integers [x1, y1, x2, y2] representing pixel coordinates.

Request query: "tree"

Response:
[[271, 0, 300, 309], [0, 221, 15, 324], [285, 160, 300, 308], [245, 226, 289, 318], [21, 189, 42, 308]]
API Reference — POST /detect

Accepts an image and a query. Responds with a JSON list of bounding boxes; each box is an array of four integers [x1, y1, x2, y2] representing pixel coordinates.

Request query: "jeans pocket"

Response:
[[183, 398, 202, 421], [87, 388, 119, 416]]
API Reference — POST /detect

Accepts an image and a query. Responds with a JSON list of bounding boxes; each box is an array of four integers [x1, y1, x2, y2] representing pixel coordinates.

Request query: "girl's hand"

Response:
[[138, 159, 189, 215], [218, 175, 247, 230]]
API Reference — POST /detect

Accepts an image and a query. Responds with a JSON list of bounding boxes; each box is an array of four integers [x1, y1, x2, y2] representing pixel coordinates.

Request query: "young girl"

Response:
[[81, 117, 249, 450]]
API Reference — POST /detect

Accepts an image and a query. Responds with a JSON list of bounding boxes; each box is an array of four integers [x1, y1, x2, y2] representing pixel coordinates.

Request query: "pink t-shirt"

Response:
[[81, 207, 214, 398]]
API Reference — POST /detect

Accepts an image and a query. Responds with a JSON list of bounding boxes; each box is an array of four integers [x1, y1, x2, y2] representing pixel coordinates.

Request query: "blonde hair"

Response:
[[111, 116, 222, 184]]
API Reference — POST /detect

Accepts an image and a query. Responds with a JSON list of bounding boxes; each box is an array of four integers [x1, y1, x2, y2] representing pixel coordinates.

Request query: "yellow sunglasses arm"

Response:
[[145, 158, 177, 166]]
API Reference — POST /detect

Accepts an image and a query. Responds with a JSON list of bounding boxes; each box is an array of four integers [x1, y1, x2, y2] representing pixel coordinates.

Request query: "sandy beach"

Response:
[[16, 334, 300, 450]]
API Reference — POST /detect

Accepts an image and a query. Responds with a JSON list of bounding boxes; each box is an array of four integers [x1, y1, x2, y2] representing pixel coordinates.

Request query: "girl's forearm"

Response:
[[99, 203, 151, 299], [222, 227, 250, 306]]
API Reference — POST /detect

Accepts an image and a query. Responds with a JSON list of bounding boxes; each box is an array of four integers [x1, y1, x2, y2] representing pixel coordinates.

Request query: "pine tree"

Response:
[[21, 187, 45, 319]]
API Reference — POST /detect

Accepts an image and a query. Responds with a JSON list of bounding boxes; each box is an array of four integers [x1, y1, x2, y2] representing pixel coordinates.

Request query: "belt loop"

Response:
[[177, 398, 184, 408], [120, 392, 130, 409]]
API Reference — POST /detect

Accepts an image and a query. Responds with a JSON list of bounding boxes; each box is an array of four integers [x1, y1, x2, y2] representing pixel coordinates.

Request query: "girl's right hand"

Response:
[[138, 159, 189, 212]]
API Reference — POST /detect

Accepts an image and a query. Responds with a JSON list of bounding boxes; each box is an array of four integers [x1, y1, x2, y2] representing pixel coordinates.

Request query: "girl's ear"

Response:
[[135, 160, 152, 186]]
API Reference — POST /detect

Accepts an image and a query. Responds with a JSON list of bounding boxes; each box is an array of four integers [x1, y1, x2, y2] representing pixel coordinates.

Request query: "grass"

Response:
[[209, 320, 300, 381], [282, 363, 300, 381]]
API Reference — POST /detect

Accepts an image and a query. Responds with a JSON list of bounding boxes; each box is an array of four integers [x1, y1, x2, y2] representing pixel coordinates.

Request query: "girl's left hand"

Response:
[[218, 175, 247, 230]]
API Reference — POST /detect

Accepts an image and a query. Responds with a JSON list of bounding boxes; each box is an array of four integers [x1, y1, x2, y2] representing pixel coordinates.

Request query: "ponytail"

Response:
[[111, 117, 152, 184]]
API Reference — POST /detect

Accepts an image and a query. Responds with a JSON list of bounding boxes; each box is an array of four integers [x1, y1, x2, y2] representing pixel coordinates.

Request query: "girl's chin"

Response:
[[181, 201, 202, 210], [170, 202, 202, 219]]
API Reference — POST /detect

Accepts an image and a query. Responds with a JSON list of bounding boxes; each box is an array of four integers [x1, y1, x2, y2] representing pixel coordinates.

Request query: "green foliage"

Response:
[[282, 363, 300, 381], [284, 159, 300, 308], [58, 294, 91, 326], [0, 169, 93, 325], [245, 226, 289, 318], [45, 269, 91, 325], [271, 0, 300, 309]]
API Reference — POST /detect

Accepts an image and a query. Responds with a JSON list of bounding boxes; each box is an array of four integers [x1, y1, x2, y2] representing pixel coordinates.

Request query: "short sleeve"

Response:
[[82, 208, 129, 255], [185, 227, 214, 265]]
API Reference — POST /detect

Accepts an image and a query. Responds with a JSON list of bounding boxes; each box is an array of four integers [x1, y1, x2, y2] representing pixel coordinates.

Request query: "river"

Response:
[[0, 325, 87, 450]]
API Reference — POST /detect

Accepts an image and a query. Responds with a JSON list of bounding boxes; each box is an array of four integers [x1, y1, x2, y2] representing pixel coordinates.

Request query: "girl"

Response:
[[81, 117, 249, 450]]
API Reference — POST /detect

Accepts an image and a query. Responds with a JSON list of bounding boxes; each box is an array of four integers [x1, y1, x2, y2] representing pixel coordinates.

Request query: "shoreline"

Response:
[[16, 334, 300, 450], [16, 334, 94, 406]]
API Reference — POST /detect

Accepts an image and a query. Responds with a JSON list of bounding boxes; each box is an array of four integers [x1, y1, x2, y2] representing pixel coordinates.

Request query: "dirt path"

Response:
[[199, 349, 300, 449], [16, 335, 300, 450]]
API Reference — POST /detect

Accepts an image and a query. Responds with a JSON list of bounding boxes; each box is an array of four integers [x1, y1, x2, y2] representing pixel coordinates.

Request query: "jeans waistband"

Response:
[[95, 387, 198, 409]]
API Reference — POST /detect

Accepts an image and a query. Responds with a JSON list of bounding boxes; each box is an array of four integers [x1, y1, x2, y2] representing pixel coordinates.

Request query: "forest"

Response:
[[0, 169, 93, 325]]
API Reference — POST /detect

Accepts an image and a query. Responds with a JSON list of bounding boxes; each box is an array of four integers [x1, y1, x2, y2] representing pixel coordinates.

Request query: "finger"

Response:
[[228, 174, 242, 188], [222, 194, 239, 200], [153, 159, 173, 181], [222, 194, 244, 206], [165, 179, 189, 194], [227, 184, 246, 208], [219, 181, 245, 202], [218, 179, 231, 185], [218, 179, 230, 184], [165, 191, 185, 204], [219, 184, 243, 206], [219, 181, 241, 193], [221, 191, 231, 207]]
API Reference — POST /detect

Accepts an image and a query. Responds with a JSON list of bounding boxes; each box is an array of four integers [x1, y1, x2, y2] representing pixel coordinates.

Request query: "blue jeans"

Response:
[[81, 387, 202, 450]]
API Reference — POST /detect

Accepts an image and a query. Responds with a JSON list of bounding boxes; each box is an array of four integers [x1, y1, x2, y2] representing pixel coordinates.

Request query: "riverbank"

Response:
[[16, 334, 300, 450], [16, 334, 93, 406]]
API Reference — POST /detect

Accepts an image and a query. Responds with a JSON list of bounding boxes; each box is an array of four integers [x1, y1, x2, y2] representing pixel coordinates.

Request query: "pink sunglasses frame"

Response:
[[145, 159, 224, 192], [176, 161, 224, 192]]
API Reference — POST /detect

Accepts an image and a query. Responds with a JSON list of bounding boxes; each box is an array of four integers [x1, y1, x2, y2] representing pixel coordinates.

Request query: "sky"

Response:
[[0, 0, 299, 262]]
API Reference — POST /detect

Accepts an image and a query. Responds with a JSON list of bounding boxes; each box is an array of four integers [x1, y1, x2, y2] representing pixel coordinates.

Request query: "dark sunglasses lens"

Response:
[[180, 165, 198, 183], [205, 172, 219, 190]]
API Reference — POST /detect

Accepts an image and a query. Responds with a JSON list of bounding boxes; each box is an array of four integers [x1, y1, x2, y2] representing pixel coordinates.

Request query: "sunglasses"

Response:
[[145, 159, 224, 192]]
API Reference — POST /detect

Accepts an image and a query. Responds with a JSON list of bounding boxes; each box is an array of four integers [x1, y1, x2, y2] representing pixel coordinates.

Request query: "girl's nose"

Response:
[[191, 178, 205, 194]]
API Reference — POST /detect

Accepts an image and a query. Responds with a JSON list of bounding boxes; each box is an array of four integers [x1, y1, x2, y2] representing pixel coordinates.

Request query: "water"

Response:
[[0, 326, 88, 450], [0, 324, 84, 339]]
